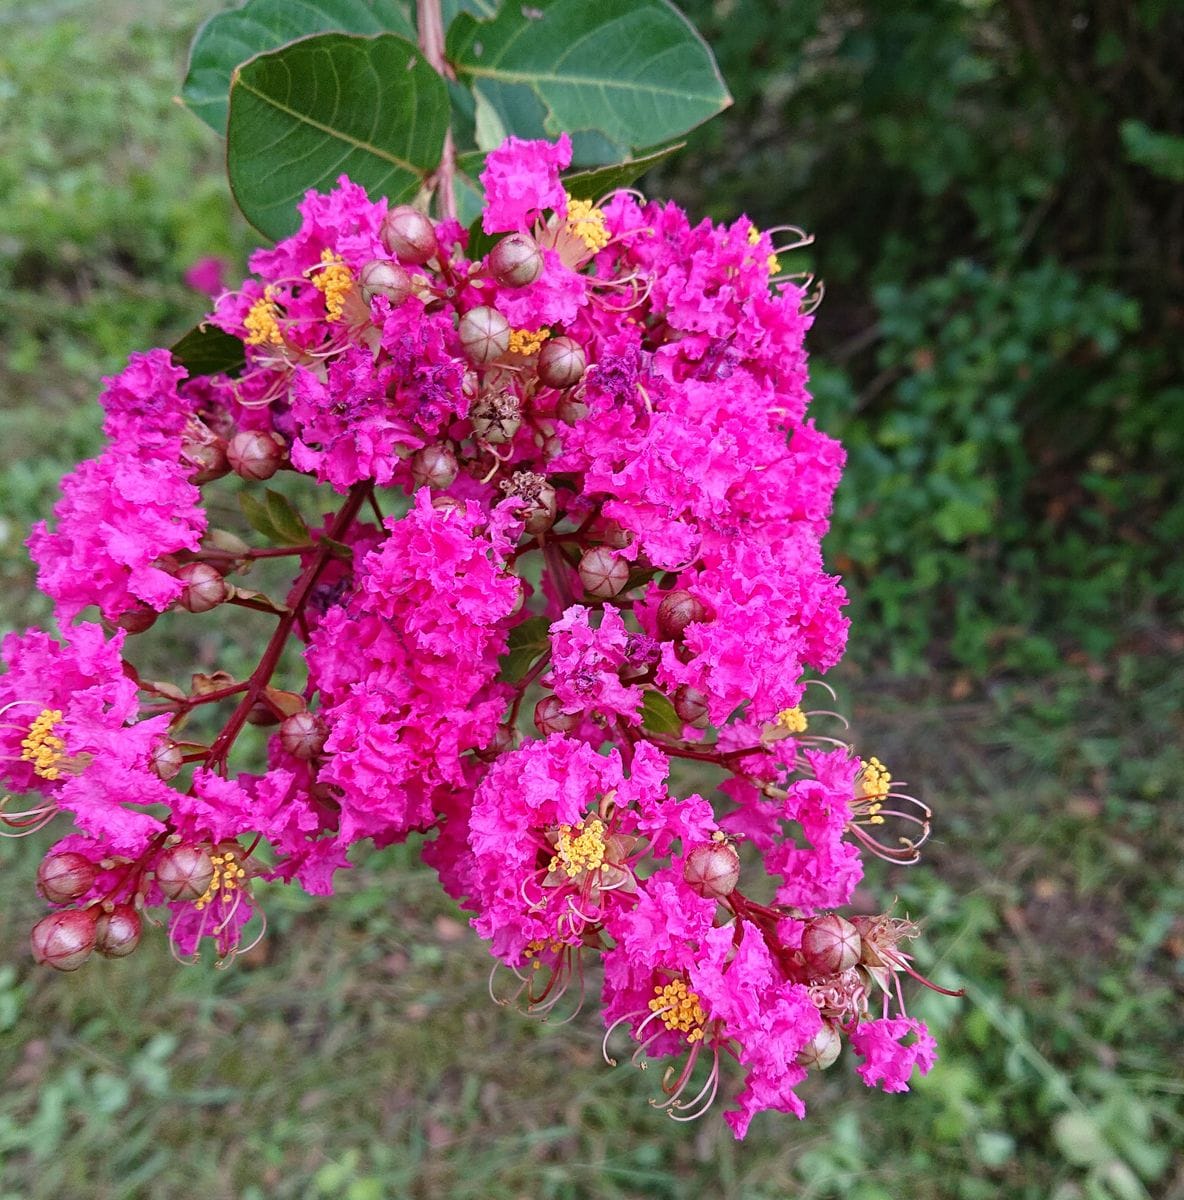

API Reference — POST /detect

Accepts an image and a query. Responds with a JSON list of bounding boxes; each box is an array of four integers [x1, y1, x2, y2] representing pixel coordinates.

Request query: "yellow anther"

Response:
[[244, 287, 283, 346], [312, 248, 353, 322], [509, 327, 550, 356], [194, 850, 242, 912], [649, 980, 707, 1043], [858, 756, 892, 801], [747, 222, 781, 275], [776, 706, 809, 734], [564, 195, 610, 254], [548, 817, 608, 878], [20, 709, 66, 781]]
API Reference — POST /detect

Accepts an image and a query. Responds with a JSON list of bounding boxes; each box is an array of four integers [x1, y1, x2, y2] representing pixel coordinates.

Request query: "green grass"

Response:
[[1, 4, 1182, 1198]]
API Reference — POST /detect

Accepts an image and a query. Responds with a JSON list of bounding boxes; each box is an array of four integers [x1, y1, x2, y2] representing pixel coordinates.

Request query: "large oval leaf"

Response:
[[226, 33, 449, 240], [184, 0, 416, 133], [447, 0, 730, 159]]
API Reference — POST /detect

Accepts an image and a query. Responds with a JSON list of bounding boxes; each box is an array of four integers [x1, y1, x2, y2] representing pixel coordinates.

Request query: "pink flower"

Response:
[[184, 256, 228, 296], [480, 134, 572, 233], [850, 1017, 938, 1093]]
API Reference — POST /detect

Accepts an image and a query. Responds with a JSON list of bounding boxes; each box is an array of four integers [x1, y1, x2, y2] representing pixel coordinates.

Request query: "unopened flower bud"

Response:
[[381, 205, 438, 264], [279, 710, 327, 760], [658, 589, 708, 639], [488, 233, 544, 288], [672, 685, 710, 729], [597, 519, 633, 550], [537, 336, 586, 390], [176, 562, 230, 614], [534, 696, 580, 736], [459, 305, 511, 365], [796, 1021, 842, 1070], [578, 546, 629, 598], [801, 913, 861, 977], [556, 390, 589, 425], [500, 471, 557, 535], [31, 908, 98, 972], [247, 700, 281, 727], [410, 443, 459, 490], [111, 603, 158, 634], [182, 433, 229, 484], [37, 852, 98, 905], [359, 258, 413, 305], [683, 840, 740, 900], [95, 904, 142, 958], [227, 429, 286, 481], [431, 495, 466, 515], [149, 740, 185, 781], [469, 390, 522, 444], [476, 724, 518, 762], [155, 844, 215, 903]]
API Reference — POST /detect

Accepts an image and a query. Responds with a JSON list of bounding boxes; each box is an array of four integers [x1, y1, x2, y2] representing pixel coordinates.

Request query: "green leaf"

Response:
[[641, 690, 682, 736], [171, 324, 246, 378], [448, 0, 730, 163], [562, 144, 684, 198], [498, 615, 551, 683], [226, 33, 449, 240], [183, 0, 415, 133], [1120, 119, 1184, 183], [263, 489, 311, 545], [239, 491, 279, 542]]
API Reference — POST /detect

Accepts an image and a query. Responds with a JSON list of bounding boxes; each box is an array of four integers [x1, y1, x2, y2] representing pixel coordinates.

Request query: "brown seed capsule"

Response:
[[469, 390, 522, 444], [176, 562, 230, 614], [801, 913, 862, 977], [227, 429, 286, 481], [279, 710, 327, 761], [37, 852, 98, 905], [410, 443, 459, 490], [149, 740, 185, 782], [94, 904, 142, 958], [534, 696, 581, 736], [683, 840, 740, 900], [537, 337, 587, 390], [459, 306, 511, 365], [488, 233, 544, 288], [578, 546, 630, 599], [380, 205, 438, 264], [672, 685, 710, 729], [359, 258, 414, 306], [796, 1021, 842, 1070], [657, 589, 708, 640], [154, 844, 215, 903], [30, 908, 99, 971]]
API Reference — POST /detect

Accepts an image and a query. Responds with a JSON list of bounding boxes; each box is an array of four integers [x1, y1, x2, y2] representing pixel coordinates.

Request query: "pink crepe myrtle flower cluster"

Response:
[[3, 134, 958, 1136]]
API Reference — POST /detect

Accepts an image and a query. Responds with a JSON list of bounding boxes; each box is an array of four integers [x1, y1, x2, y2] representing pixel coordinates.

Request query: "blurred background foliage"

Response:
[[0, 1, 1181, 1198]]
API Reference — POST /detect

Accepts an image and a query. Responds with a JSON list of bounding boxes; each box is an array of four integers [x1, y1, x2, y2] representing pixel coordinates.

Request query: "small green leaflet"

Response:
[[498, 614, 551, 683], [641, 690, 683, 736], [171, 324, 246, 378], [239, 489, 311, 547]]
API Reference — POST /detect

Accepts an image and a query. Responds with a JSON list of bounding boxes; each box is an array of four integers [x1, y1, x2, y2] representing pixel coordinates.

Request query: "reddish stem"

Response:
[[204, 484, 370, 772], [418, 0, 457, 222]]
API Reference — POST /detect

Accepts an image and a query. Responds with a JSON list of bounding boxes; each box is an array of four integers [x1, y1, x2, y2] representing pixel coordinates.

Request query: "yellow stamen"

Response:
[[747, 223, 782, 275], [649, 980, 707, 1043], [548, 817, 608, 878], [509, 327, 550, 356], [20, 709, 65, 781], [564, 194, 610, 254], [312, 248, 353, 322], [776, 706, 809, 734], [194, 849, 247, 912], [243, 287, 283, 346], [857, 756, 891, 823]]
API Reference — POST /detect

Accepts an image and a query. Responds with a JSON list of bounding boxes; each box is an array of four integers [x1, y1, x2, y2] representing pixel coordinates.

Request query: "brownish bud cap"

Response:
[[683, 840, 740, 900], [95, 904, 142, 958], [533, 695, 580, 736], [37, 852, 98, 905], [459, 305, 511, 365], [227, 429, 286, 481], [154, 844, 215, 903], [359, 258, 413, 306], [149, 740, 185, 782], [381, 205, 438, 264], [488, 233, 544, 288], [556, 390, 589, 425], [537, 336, 586, 390], [657, 589, 708, 639], [469, 390, 522, 444], [181, 433, 229, 485], [476, 724, 518, 762], [411, 443, 459, 490], [111, 602, 158, 635], [796, 1021, 842, 1070], [30, 908, 98, 972], [279, 710, 327, 761], [801, 913, 862, 977], [176, 562, 230, 614], [578, 546, 629, 599], [672, 685, 710, 729]]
